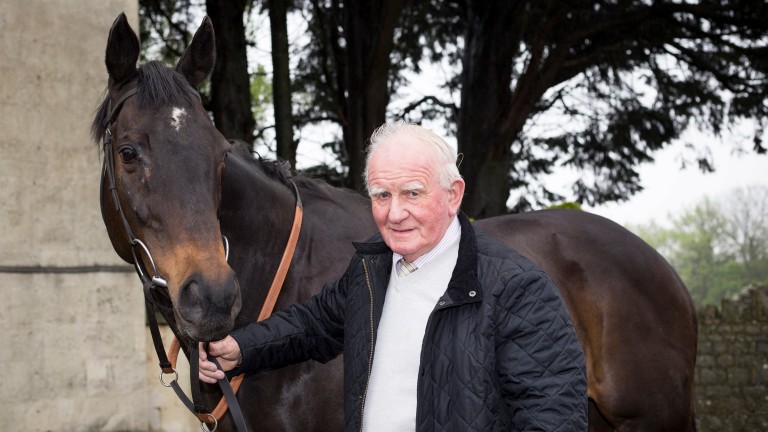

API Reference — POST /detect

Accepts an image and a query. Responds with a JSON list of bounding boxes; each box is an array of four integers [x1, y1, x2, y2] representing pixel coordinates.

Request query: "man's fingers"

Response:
[[198, 358, 226, 382], [198, 341, 228, 384], [207, 338, 231, 357], [199, 370, 222, 384], [199, 336, 239, 380], [199, 359, 217, 372]]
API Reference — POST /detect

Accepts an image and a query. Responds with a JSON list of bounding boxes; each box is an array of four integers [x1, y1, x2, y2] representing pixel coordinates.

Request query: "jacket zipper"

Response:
[[359, 258, 375, 432]]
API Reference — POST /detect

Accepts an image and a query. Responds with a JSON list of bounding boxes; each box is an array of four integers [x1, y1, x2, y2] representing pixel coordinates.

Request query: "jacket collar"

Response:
[[445, 212, 482, 304], [352, 212, 482, 304]]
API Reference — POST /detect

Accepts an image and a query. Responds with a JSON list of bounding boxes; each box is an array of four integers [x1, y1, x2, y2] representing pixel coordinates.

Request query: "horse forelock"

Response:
[[91, 60, 198, 147], [136, 61, 198, 111]]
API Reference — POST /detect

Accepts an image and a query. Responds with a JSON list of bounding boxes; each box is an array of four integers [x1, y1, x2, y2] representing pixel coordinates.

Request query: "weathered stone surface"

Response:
[[1, 1, 196, 430], [2, 273, 149, 431], [0, 0, 137, 267], [695, 286, 768, 431]]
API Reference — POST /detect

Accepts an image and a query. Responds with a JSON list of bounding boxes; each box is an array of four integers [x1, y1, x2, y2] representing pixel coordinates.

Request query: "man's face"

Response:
[[367, 133, 464, 262]]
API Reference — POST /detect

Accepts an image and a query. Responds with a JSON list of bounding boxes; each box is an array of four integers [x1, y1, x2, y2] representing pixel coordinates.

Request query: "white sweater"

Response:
[[362, 235, 461, 431]]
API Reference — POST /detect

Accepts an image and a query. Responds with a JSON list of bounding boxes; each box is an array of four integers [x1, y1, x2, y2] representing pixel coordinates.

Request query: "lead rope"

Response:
[[169, 181, 304, 424]]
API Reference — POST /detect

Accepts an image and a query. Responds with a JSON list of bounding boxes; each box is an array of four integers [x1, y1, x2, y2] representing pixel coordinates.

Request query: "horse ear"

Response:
[[176, 16, 216, 88], [105, 13, 140, 85]]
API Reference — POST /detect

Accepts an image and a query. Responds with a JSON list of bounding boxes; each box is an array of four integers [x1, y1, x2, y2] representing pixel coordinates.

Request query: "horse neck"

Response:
[[218, 152, 299, 322]]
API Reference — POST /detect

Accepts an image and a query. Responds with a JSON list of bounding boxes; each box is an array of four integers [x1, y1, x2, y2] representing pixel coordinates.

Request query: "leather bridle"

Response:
[[100, 84, 303, 432]]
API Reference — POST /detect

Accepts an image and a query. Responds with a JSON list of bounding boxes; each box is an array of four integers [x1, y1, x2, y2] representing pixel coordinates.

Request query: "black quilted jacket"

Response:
[[232, 212, 588, 431]]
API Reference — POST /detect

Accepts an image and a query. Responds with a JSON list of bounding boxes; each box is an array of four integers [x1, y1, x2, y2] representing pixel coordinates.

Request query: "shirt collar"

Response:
[[393, 216, 461, 274]]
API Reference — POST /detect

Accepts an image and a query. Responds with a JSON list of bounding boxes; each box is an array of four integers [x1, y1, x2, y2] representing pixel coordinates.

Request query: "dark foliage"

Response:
[[140, 0, 768, 217]]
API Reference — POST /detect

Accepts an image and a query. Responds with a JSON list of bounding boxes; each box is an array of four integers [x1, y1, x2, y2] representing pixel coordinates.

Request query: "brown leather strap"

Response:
[[257, 204, 303, 321], [168, 201, 304, 422]]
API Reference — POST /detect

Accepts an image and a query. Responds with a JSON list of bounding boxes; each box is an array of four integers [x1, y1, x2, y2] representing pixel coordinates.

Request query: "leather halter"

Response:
[[100, 84, 302, 431]]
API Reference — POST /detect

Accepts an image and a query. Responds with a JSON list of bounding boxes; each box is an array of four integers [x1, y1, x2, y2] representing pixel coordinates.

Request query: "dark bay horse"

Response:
[[93, 14, 697, 431]]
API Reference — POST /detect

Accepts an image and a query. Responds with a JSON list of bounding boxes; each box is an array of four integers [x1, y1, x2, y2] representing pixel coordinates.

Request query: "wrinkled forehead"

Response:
[[369, 142, 438, 183]]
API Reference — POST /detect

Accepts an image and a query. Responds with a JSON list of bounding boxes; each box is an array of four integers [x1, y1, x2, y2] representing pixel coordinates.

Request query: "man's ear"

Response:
[[448, 178, 465, 215]]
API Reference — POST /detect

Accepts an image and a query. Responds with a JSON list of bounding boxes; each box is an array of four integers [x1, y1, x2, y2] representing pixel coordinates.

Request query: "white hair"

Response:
[[364, 121, 462, 192]]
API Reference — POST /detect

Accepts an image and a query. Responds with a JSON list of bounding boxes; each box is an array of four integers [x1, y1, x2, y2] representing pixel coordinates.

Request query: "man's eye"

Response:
[[374, 192, 390, 200], [407, 191, 419, 197]]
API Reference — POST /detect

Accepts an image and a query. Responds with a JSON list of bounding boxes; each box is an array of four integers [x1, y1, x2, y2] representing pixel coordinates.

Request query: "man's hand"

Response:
[[198, 337, 241, 384]]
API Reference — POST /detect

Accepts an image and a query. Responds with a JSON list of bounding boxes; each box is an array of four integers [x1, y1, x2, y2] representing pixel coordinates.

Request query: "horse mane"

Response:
[[228, 139, 368, 205], [229, 140, 294, 187], [91, 61, 199, 145]]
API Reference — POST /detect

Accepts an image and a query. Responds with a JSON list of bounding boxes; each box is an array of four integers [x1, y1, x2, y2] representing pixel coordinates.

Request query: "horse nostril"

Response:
[[178, 279, 204, 324]]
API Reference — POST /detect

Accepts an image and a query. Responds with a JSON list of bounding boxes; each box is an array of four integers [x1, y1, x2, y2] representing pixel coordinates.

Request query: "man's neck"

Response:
[[394, 216, 461, 270]]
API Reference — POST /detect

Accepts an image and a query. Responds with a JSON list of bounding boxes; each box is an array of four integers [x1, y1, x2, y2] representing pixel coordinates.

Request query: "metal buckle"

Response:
[[200, 414, 218, 432], [159, 369, 179, 387]]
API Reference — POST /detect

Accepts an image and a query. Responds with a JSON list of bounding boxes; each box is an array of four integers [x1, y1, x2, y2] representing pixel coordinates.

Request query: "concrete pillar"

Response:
[[0, 1, 196, 430]]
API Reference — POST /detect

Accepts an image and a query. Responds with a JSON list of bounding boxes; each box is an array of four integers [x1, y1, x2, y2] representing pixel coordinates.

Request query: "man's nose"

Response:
[[387, 196, 409, 222]]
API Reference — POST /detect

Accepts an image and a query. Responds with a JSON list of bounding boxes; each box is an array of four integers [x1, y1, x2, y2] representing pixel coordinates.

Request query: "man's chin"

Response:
[[388, 242, 421, 259]]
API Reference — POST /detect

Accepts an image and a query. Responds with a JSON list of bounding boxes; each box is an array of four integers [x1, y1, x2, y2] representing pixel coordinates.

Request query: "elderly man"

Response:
[[199, 122, 587, 431]]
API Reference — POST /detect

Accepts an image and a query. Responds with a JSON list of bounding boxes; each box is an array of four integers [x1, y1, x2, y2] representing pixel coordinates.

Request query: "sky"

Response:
[[583, 135, 767, 228]]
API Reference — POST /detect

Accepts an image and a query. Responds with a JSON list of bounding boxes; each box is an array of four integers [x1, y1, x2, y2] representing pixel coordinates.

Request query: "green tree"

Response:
[[720, 186, 768, 284], [251, 65, 273, 128], [633, 186, 768, 305]]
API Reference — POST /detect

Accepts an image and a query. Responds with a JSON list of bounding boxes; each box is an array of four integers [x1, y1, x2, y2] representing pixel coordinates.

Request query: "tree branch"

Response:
[[396, 95, 458, 118]]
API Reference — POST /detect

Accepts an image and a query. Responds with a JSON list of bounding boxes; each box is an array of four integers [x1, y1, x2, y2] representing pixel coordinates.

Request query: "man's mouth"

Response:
[[390, 227, 414, 234]]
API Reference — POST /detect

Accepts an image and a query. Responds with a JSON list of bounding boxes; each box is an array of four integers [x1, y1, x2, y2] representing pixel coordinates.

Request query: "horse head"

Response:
[[92, 13, 241, 342]]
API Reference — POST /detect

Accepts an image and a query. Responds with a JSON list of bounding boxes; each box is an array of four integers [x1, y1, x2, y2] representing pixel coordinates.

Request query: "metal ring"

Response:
[[200, 414, 218, 432], [132, 238, 160, 277], [222, 235, 230, 262], [130, 246, 147, 279], [159, 369, 178, 387]]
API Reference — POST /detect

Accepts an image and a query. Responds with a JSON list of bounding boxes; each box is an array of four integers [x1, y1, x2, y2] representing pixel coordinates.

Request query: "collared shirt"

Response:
[[392, 216, 461, 277]]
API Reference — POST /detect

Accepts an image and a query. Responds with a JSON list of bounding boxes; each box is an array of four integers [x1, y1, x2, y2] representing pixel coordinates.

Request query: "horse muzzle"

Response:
[[175, 270, 242, 341]]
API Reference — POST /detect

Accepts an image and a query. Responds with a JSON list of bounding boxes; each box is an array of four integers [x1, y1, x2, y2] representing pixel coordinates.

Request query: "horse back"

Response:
[[474, 209, 696, 325]]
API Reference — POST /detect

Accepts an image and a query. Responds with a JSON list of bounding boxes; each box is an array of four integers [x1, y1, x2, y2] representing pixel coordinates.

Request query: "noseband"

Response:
[[100, 86, 245, 432]]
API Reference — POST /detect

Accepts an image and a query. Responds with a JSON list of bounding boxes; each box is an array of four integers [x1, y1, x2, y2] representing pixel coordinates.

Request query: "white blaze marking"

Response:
[[170, 107, 187, 131]]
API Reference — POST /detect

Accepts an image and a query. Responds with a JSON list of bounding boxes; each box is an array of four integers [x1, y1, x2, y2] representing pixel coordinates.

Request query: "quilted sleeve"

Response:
[[494, 269, 588, 431], [229, 271, 348, 373]]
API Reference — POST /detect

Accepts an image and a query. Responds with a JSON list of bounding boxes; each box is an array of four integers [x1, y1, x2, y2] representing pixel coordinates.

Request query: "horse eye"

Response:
[[118, 146, 138, 163]]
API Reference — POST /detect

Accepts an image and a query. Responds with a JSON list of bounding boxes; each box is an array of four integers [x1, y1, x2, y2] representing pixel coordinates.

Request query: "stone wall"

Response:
[[695, 285, 768, 431], [0, 1, 196, 430]]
